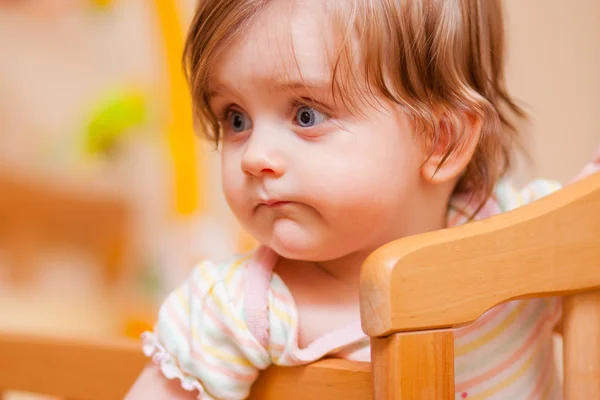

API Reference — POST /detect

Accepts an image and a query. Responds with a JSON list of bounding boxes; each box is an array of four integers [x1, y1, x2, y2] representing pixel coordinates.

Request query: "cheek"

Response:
[[301, 125, 424, 242], [301, 160, 409, 247], [314, 137, 421, 206], [220, 150, 244, 213], [326, 171, 411, 222]]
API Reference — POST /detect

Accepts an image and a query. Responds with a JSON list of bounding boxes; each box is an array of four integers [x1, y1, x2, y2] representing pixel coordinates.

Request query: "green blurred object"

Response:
[[84, 88, 148, 157]]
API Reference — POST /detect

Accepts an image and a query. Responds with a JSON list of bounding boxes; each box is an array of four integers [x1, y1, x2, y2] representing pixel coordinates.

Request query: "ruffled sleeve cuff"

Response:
[[142, 331, 215, 400]]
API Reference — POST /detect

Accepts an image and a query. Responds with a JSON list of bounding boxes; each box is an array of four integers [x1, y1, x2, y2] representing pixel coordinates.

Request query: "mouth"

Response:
[[262, 200, 292, 208]]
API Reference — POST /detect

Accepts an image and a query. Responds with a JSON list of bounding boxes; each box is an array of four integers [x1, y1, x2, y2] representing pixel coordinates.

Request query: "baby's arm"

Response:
[[130, 259, 272, 400], [125, 364, 196, 400]]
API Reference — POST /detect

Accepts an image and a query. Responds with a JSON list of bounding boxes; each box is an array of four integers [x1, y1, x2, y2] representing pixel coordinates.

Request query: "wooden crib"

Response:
[[0, 171, 598, 399]]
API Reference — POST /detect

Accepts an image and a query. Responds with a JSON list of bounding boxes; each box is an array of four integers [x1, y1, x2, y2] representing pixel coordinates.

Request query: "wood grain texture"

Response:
[[360, 172, 600, 337], [249, 358, 372, 400], [0, 331, 146, 399], [563, 291, 600, 399], [371, 331, 454, 400]]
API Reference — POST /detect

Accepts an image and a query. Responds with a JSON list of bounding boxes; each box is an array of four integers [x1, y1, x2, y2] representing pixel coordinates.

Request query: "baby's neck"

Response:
[[274, 250, 375, 306], [310, 251, 371, 295], [275, 255, 366, 348]]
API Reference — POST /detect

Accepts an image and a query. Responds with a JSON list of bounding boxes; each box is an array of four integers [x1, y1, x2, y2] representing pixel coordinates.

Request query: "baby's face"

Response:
[[210, 1, 430, 261]]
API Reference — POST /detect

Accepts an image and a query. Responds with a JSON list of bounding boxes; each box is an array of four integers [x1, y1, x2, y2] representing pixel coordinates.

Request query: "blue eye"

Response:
[[294, 106, 326, 128], [228, 110, 252, 133]]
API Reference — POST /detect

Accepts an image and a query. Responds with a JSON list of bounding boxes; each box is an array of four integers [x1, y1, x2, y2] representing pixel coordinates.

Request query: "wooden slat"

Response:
[[249, 359, 372, 400], [371, 331, 454, 400], [0, 331, 146, 400], [360, 172, 600, 337], [563, 291, 600, 398]]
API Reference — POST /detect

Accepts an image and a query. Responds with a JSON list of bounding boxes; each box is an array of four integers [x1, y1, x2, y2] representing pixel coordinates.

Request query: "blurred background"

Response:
[[0, 0, 598, 398]]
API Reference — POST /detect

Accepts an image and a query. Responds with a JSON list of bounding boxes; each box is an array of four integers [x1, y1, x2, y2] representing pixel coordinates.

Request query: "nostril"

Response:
[[241, 152, 282, 177]]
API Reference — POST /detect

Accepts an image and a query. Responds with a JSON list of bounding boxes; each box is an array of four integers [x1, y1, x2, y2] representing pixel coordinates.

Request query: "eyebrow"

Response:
[[275, 81, 331, 91], [208, 84, 228, 99], [208, 80, 332, 99]]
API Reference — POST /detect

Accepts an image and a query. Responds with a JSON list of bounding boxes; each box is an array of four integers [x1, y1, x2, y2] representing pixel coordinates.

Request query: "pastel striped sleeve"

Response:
[[142, 260, 271, 400], [572, 146, 600, 182], [494, 178, 562, 212], [495, 145, 600, 212]]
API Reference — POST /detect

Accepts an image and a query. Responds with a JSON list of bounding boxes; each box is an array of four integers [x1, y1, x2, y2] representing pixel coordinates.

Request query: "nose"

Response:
[[241, 129, 285, 178]]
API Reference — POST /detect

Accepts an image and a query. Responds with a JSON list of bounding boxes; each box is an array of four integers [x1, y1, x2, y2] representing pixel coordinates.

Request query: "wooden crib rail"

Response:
[[0, 331, 146, 400]]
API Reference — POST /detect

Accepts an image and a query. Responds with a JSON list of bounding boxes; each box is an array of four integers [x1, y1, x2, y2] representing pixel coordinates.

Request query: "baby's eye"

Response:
[[294, 106, 327, 128], [227, 110, 252, 133]]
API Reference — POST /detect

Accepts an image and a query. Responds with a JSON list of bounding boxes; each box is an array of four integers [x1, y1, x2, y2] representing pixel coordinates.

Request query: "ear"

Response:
[[421, 114, 482, 184]]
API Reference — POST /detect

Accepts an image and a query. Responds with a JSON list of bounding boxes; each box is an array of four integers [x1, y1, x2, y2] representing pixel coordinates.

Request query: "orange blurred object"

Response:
[[0, 170, 134, 286]]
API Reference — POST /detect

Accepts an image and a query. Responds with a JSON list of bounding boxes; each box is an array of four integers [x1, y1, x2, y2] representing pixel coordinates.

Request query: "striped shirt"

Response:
[[142, 151, 600, 400]]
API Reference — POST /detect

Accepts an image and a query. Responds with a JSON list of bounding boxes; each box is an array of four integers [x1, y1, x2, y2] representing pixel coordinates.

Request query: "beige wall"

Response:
[[505, 0, 600, 183]]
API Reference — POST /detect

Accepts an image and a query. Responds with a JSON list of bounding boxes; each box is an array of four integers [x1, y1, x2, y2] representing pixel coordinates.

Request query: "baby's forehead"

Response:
[[208, 0, 335, 92]]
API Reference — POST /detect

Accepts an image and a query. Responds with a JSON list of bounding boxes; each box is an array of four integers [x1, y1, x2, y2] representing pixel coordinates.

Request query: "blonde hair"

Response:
[[183, 0, 526, 200]]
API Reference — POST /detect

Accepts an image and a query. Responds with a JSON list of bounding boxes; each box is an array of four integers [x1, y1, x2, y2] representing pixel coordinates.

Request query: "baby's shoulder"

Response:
[[180, 250, 295, 312], [184, 252, 255, 303]]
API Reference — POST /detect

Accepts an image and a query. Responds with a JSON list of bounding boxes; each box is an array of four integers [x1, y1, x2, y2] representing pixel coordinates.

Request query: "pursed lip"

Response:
[[254, 198, 294, 211], [262, 200, 292, 208]]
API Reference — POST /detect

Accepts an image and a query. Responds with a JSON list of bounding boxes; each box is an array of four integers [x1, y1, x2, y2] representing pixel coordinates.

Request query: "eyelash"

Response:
[[217, 106, 235, 123], [289, 99, 331, 121], [216, 99, 332, 125]]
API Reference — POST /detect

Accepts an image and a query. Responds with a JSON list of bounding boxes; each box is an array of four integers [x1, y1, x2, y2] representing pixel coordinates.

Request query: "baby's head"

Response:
[[184, 0, 524, 262]]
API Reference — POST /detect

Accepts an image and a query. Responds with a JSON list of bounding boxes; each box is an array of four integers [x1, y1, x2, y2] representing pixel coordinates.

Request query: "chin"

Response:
[[266, 223, 352, 262], [270, 243, 340, 262], [263, 220, 325, 261], [267, 233, 314, 260]]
